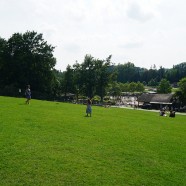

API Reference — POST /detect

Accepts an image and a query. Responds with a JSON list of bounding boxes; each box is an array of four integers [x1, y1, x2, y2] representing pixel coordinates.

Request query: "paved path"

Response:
[[111, 105, 186, 116]]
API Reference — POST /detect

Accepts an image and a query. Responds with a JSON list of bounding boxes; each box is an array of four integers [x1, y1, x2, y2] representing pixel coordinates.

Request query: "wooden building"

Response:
[[137, 93, 173, 110]]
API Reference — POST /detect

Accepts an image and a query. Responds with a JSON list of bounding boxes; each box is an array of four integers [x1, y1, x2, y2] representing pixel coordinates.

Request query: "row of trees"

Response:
[[0, 31, 186, 105], [57, 55, 114, 102], [58, 56, 145, 101], [115, 62, 186, 85]]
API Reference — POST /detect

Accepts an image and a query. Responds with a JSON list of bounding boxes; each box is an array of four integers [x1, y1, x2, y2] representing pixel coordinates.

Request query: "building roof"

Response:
[[137, 93, 173, 104]]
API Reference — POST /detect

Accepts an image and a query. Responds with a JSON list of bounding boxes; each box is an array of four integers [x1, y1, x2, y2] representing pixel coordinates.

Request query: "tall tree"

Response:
[[108, 82, 121, 98], [136, 81, 145, 92], [116, 62, 137, 83], [62, 65, 74, 99], [177, 77, 186, 104], [157, 79, 172, 93], [178, 77, 186, 94], [95, 55, 113, 102], [1, 31, 56, 94], [73, 61, 82, 101], [81, 55, 96, 98], [0, 37, 8, 87], [128, 82, 137, 93]]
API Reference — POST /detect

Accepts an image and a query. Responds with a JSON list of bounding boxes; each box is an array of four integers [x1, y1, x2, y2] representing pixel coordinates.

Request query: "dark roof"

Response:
[[137, 93, 173, 104], [137, 94, 153, 102]]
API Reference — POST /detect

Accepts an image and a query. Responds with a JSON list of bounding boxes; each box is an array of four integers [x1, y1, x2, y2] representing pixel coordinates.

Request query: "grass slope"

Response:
[[0, 96, 186, 186]]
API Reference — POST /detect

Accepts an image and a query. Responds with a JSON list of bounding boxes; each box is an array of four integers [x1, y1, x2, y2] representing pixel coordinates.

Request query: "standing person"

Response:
[[25, 85, 31, 104], [86, 98, 92, 117]]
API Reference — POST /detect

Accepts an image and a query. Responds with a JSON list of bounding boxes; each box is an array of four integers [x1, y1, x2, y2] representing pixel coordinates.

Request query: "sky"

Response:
[[0, 0, 186, 71]]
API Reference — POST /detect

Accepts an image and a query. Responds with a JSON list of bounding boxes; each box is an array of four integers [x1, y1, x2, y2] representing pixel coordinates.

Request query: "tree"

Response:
[[157, 79, 172, 93], [95, 55, 113, 102], [52, 69, 64, 99], [136, 81, 145, 92], [116, 62, 138, 83], [177, 77, 186, 104], [81, 55, 97, 98], [157, 66, 165, 82], [0, 31, 56, 95], [62, 65, 74, 99], [0, 37, 8, 87], [108, 82, 121, 98], [73, 61, 82, 101], [178, 77, 186, 94], [128, 82, 137, 93], [148, 78, 158, 86], [120, 82, 129, 92]]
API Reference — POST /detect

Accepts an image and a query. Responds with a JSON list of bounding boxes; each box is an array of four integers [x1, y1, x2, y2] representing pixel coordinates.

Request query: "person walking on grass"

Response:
[[86, 98, 92, 117], [25, 85, 31, 104]]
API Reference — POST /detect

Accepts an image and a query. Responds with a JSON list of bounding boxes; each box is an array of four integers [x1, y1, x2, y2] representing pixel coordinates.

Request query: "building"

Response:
[[137, 93, 173, 110]]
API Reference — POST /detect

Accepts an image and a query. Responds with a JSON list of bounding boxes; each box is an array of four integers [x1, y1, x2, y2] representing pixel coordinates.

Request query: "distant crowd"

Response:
[[159, 107, 175, 117]]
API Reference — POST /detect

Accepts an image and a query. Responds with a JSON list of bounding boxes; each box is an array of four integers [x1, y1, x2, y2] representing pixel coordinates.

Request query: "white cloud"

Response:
[[127, 3, 154, 22], [0, 0, 186, 70]]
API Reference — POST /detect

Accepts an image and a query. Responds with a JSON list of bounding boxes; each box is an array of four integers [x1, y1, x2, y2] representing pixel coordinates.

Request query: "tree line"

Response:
[[115, 62, 186, 85], [0, 31, 186, 105]]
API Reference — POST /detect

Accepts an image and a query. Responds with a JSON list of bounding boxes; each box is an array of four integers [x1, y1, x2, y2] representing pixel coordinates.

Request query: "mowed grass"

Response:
[[0, 96, 185, 186]]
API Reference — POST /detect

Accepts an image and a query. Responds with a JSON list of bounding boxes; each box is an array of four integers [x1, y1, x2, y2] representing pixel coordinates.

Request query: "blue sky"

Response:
[[0, 0, 186, 71]]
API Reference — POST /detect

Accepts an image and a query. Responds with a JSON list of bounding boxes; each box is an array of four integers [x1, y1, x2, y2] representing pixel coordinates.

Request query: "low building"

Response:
[[137, 93, 173, 110]]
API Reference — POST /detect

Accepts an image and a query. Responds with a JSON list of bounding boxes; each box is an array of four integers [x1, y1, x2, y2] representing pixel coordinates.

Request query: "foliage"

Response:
[[109, 81, 144, 94], [62, 65, 74, 99], [148, 78, 158, 86], [92, 95, 101, 104], [157, 79, 172, 93], [0, 31, 56, 97], [177, 77, 186, 104], [1, 31, 186, 100], [178, 77, 186, 93], [136, 81, 145, 92], [115, 62, 186, 85], [60, 55, 115, 101], [108, 81, 121, 97]]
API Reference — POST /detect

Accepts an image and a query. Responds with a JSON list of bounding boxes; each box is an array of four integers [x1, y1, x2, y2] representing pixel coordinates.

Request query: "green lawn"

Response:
[[0, 96, 185, 186]]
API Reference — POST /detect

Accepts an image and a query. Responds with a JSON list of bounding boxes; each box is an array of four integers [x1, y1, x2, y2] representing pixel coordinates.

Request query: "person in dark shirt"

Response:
[[169, 110, 175, 117], [25, 85, 31, 104]]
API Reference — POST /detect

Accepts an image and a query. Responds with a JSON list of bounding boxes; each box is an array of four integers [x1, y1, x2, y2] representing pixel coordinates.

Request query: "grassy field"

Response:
[[0, 96, 185, 186]]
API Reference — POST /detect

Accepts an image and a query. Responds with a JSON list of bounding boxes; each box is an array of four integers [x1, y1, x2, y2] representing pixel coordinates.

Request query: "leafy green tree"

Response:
[[178, 77, 186, 94], [128, 82, 137, 93], [116, 62, 138, 83], [119, 82, 129, 92], [62, 65, 74, 99], [81, 55, 97, 98], [146, 69, 158, 83], [165, 68, 179, 83], [173, 63, 186, 80], [157, 66, 165, 82], [73, 61, 82, 101], [157, 79, 172, 93], [177, 77, 186, 104], [0, 31, 56, 95], [108, 82, 121, 97], [95, 55, 113, 102], [136, 81, 145, 92], [52, 69, 64, 98], [148, 78, 158, 86], [0, 37, 8, 87]]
